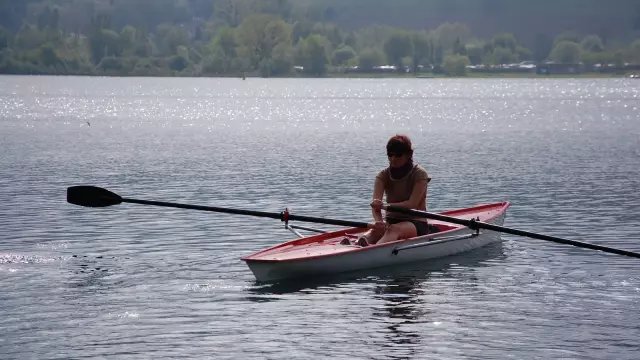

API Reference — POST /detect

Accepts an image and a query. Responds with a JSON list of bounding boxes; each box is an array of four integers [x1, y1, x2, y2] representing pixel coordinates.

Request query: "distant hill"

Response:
[[295, 0, 640, 47], [1, 0, 639, 47]]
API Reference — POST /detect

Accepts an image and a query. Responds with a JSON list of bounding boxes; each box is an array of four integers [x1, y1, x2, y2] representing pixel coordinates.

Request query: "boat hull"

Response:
[[242, 202, 509, 282]]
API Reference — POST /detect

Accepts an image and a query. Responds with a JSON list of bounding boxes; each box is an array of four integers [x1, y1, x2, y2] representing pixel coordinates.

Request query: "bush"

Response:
[[443, 55, 470, 76]]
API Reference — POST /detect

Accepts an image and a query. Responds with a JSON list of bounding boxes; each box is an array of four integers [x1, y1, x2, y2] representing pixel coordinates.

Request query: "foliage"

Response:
[[383, 31, 413, 69], [0, 27, 9, 50], [492, 33, 517, 53], [550, 41, 582, 63], [332, 45, 356, 66], [465, 45, 484, 65], [553, 31, 581, 47], [0, 0, 638, 77], [296, 34, 330, 76], [443, 55, 470, 76], [357, 48, 385, 71], [516, 46, 532, 61], [630, 39, 640, 64], [580, 35, 604, 53]]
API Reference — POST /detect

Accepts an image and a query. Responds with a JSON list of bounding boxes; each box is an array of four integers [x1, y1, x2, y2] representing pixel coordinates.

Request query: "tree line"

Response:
[[0, 0, 639, 77]]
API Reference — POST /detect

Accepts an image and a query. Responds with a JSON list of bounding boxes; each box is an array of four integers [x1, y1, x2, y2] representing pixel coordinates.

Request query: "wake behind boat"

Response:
[[241, 202, 509, 282]]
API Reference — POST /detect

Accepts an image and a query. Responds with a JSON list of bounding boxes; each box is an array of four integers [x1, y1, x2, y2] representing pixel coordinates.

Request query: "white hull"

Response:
[[245, 212, 506, 282]]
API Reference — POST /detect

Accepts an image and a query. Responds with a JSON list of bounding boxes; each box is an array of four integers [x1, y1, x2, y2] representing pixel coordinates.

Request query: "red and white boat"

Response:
[[242, 201, 511, 282]]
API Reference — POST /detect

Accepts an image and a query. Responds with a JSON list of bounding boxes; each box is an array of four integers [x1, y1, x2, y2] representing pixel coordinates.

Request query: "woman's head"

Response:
[[386, 134, 413, 168]]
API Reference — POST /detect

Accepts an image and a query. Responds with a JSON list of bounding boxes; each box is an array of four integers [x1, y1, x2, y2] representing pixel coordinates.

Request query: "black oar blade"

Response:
[[67, 186, 123, 207]]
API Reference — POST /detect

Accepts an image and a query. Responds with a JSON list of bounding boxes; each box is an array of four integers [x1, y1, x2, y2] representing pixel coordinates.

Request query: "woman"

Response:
[[345, 134, 438, 247]]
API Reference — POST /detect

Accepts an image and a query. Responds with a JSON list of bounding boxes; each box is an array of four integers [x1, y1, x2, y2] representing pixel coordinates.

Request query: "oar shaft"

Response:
[[288, 214, 370, 229], [483, 222, 640, 258], [122, 198, 282, 220], [385, 205, 640, 259], [122, 198, 371, 229]]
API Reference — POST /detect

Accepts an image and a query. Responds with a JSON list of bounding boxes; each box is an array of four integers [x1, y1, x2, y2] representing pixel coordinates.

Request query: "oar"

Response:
[[66, 185, 373, 229], [384, 204, 640, 259]]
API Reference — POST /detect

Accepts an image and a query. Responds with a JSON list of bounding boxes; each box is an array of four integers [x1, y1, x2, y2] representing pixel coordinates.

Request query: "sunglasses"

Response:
[[387, 152, 404, 158]]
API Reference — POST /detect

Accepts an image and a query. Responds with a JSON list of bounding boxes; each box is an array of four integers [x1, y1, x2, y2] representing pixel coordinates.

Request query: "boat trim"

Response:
[[391, 232, 481, 255]]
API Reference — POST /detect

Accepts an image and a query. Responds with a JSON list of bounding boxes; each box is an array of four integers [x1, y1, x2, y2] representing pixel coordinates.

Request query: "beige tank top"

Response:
[[376, 164, 430, 221]]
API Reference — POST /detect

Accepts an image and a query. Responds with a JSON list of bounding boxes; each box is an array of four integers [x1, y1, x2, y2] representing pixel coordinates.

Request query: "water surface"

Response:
[[1, 76, 639, 359]]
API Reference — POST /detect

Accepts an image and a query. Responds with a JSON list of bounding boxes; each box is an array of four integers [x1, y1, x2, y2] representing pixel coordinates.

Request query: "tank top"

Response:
[[376, 164, 430, 222]]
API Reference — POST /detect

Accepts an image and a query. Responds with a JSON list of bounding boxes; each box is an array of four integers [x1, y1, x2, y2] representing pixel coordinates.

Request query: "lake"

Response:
[[1, 75, 639, 359]]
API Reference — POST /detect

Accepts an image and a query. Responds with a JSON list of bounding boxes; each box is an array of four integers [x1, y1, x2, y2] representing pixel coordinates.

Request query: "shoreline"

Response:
[[0, 72, 633, 79]]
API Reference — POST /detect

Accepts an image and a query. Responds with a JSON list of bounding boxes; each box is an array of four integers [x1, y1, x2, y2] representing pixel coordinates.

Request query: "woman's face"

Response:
[[387, 151, 410, 168]]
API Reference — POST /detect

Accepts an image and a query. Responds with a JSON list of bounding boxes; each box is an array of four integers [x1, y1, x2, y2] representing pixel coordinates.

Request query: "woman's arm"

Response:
[[371, 177, 385, 222]]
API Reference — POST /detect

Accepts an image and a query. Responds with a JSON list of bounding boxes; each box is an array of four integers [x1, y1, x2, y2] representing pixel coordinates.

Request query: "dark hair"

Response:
[[386, 134, 414, 160]]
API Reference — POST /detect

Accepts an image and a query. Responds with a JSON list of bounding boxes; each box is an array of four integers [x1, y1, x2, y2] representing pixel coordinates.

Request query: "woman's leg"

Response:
[[358, 228, 385, 244], [375, 222, 418, 244]]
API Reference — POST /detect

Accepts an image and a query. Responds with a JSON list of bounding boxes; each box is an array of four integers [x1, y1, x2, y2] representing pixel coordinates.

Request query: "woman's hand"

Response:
[[373, 221, 387, 231], [370, 198, 383, 211]]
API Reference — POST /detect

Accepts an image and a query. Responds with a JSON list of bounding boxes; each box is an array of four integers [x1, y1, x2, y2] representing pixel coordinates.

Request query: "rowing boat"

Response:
[[241, 201, 510, 282]]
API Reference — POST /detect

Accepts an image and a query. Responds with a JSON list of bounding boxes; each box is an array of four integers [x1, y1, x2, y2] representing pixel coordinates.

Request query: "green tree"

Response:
[[14, 24, 47, 50], [270, 42, 294, 75], [580, 35, 604, 53], [612, 49, 625, 68], [433, 22, 469, 52], [210, 27, 238, 58], [432, 42, 444, 66], [311, 22, 342, 48], [630, 39, 640, 64], [492, 47, 516, 64], [119, 26, 137, 54], [383, 31, 413, 69], [291, 19, 312, 44], [38, 43, 67, 72], [516, 46, 532, 61], [0, 27, 9, 50], [553, 31, 580, 47], [580, 51, 603, 70], [492, 33, 517, 52], [453, 37, 467, 55], [131, 58, 163, 76], [296, 34, 330, 76], [156, 23, 189, 55], [357, 48, 385, 71], [411, 31, 431, 71], [465, 44, 484, 65], [550, 41, 581, 63], [169, 54, 190, 72], [202, 49, 231, 75], [238, 15, 291, 68], [332, 45, 356, 66], [89, 29, 122, 63], [482, 42, 494, 59], [344, 32, 358, 49], [97, 56, 137, 75], [214, 0, 258, 27], [443, 54, 470, 76]]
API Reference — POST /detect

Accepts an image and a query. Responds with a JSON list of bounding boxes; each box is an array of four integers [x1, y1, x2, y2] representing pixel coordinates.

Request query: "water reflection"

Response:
[[373, 275, 425, 358], [370, 243, 506, 359]]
